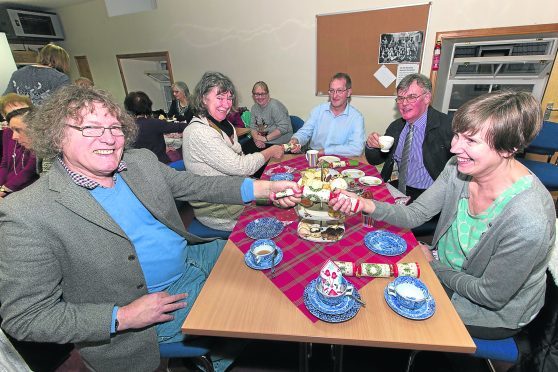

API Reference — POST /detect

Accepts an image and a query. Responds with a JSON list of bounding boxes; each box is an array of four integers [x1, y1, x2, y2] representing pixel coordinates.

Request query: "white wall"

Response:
[[0, 33, 17, 94], [56, 0, 558, 134]]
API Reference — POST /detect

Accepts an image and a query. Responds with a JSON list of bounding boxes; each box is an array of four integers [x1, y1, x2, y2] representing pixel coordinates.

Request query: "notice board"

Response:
[[316, 4, 431, 96]]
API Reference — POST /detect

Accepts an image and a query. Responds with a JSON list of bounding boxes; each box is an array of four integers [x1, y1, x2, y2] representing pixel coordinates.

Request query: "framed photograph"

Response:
[[379, 31, 423, 64]]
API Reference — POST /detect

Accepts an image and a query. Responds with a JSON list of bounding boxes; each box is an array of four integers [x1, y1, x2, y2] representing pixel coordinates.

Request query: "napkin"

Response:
[[319, 260, 344, 296]]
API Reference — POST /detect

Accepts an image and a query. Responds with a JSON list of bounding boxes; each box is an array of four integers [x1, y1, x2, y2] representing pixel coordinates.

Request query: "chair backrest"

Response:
[[524, 121, 558, 158], [290, 115, 304, 133]]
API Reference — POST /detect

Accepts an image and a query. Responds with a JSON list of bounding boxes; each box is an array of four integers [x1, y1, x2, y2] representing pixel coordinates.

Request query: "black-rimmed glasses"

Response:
[[252, 92, 268, 97], [66, 125, 125, 137], [395, 92, 427, 104]]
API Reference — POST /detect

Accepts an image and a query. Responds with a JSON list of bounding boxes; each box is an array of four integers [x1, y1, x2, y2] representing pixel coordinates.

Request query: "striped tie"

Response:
[[398, 124, 414, 194]]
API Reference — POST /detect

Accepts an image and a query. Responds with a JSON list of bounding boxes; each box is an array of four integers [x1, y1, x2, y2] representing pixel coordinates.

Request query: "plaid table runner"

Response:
[[229, 156, 418, 322]]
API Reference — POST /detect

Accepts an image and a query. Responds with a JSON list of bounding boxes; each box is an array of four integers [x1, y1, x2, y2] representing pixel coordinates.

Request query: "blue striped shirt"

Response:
[[393, 110, 434, 190]]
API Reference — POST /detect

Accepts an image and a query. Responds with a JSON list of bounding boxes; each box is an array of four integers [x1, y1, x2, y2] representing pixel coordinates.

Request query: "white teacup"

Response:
[[378, 136, 395, 152], [387, 280, 426, 310]]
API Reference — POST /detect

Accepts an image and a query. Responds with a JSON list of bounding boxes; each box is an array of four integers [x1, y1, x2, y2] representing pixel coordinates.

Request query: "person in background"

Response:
[[332, 91, 555, 340], [0, 94, 38, 197], [289, 72, 365, 157], [74, 77, 94, 88], [124, 91, 187, 164], [242, 81, 292, 155], [365, 73, 452, 201], [3, 43, 70, 105], [167, 81, 194, 123], [183, 72, 284, 232], [0, 85, 300, 372]]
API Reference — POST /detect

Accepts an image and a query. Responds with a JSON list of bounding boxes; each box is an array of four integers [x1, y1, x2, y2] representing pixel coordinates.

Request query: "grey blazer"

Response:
[[0, 149, 246, 371]]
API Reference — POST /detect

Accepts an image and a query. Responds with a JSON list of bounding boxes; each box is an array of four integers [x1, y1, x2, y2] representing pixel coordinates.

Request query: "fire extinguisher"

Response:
[[432, 41, 441, 71]]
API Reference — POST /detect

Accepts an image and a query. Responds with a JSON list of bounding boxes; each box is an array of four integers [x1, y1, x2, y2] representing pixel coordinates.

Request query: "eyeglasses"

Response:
[[252, 92, 268, 97], [328, 89, 347, 95], [395, 92, 427, 104], [66, 125, 125, 137]]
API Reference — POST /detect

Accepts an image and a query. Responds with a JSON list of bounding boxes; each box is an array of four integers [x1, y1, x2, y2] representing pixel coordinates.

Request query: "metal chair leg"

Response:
[[406, 350, 420, 372], [330, 344, 344, 372], [299, 342, 312, 372]]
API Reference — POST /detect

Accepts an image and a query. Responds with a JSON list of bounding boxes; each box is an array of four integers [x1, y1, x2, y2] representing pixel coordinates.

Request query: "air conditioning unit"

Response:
[[0, 8, 64, 41]]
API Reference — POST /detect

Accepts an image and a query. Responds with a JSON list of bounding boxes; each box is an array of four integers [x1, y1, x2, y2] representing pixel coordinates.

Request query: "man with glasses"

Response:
[[0, 85, 301, 371], [289, 72, 365, 156], [365, 73, 452, 201]]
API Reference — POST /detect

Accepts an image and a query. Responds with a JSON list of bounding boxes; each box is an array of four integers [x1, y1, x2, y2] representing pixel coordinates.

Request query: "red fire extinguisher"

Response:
[[432, 41, 441, 71]]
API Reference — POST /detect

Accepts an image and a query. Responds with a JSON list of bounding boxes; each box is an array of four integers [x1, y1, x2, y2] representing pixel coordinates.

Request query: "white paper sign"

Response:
[[373, 65, 396, 89], [396, 64, 420, 87]]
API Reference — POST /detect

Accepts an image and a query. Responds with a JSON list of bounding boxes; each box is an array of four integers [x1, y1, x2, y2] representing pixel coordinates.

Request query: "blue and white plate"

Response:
[[303, 279, 362, 322], [384, 277, 436, 320], [245, 217, 284, 239], [364, 230, 407, 256], [244, 247, 283, 270], [270, 173, 295, 181]]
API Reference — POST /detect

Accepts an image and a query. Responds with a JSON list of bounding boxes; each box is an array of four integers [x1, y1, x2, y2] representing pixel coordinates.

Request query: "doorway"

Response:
[[116, 51, 174, 111]]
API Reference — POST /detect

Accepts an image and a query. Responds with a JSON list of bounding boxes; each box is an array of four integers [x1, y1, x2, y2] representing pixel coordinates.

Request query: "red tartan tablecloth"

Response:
[[229, 156, 418, 322]]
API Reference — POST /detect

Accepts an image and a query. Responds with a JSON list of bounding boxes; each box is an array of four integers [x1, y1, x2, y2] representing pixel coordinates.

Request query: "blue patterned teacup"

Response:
[[316, 276, 351, 306], [387, 276, 427, 310], [250, 239, 277, 266]]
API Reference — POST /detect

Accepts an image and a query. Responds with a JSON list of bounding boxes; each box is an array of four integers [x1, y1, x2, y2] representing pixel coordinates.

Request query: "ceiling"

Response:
[[0, 0, 93, 11]]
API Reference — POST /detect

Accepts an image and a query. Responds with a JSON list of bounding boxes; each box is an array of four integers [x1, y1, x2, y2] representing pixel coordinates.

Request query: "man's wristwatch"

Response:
[[114, 318, 119, 333]]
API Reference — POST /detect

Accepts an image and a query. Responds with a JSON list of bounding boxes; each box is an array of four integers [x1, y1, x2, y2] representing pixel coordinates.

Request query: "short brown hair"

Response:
[[37, 43, 70, 74], [27, 85, 137, 159], [452, 90, 542, 153], [0, 93, 32, 116]]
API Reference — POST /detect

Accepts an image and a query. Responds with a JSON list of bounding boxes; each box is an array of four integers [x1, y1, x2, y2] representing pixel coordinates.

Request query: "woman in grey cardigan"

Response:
[[332, 91, 556, 339]]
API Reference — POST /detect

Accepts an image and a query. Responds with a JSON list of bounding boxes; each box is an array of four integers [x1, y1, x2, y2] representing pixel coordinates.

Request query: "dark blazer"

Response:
[[0, 149, 246, 371], [365, 106, 453, 184], [167, 100, 194, 123], [133, 117, 187, 163]]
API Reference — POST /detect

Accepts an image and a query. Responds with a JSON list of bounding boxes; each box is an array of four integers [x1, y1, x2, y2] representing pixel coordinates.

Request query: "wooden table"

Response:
[[182, 155, 475, 369]]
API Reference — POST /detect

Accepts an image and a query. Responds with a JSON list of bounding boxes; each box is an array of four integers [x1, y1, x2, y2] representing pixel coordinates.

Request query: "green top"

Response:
[[438, 175, 533, 270]]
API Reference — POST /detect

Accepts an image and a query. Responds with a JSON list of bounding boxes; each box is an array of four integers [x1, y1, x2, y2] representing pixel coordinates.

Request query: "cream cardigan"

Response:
[[182, 116, 265, 230]]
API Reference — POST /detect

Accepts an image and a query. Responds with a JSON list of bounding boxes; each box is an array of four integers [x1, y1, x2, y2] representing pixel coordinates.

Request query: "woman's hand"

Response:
[[419, 244, 435, 263], [254, 139, 266, 148], [328, 190, 375, 215]]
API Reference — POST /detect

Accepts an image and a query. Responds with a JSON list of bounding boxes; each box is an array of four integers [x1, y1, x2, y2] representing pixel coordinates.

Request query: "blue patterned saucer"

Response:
[[364, 230, 407, 256], [303, 279, 362, 322], [245, 217, 284, 239], [244, 247, 283, 270], [384, 277, 436, 320], [270, 173, 295, 181]]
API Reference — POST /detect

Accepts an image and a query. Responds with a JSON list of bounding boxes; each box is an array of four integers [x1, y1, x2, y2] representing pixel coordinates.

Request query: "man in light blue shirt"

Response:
[[289, 72, 365, 157]]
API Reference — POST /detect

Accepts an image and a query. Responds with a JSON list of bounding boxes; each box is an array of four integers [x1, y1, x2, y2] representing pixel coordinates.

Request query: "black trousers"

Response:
[[241, 138, 271, 179]]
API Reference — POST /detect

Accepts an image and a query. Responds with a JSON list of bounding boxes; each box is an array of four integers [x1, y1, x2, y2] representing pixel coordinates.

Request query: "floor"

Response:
[[54, 340, 492, 372]]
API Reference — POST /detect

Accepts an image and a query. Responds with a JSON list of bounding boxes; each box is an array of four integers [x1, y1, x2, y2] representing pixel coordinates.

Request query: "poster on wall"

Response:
[[378, 31, 423, 64]]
